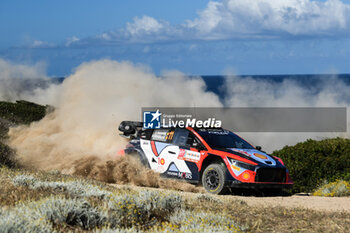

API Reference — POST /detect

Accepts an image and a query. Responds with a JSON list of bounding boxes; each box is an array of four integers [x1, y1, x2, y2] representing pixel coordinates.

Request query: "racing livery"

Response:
[[119, 121, 293, 194]]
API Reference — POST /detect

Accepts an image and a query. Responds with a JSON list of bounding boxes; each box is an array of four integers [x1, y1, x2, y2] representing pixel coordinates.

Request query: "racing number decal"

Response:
[[166, 131, 174, 141]]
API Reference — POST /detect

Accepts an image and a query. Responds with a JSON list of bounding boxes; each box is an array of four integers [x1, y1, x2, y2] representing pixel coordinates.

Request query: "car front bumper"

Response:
[[226, 181, 293, 189]]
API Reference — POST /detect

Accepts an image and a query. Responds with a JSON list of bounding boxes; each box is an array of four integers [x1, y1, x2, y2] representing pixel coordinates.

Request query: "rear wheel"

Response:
[[128, 151, 150, 168], [202, 163, 228, 195]]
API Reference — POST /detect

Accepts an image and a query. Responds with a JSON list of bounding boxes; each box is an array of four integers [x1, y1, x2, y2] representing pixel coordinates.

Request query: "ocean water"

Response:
[[201, 74, 350, 100], [51, 74, 350, 101]]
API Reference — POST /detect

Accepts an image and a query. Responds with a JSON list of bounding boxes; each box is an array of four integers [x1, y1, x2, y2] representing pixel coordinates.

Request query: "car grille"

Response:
[[255, 168, 286, 182]]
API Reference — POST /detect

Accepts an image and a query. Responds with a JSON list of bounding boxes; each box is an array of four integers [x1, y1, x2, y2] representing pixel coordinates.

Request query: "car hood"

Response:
[[225, 148, 277, 166]]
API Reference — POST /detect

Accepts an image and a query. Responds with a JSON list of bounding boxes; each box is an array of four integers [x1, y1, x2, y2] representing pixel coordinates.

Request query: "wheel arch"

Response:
[[125, 147, 150, 168], [200, 154, 225, 178]]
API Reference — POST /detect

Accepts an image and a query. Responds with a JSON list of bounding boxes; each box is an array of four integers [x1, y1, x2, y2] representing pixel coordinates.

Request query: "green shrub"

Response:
[[272, 137, 350, 193], [0, 100, 47, 168], [0, 100, 47, 125], [313, 180, 350, 197], [0, 142, 17, 168], [11, 175, 185, 231], [0, 197, 106, 232], [107, 190, 182, 229]]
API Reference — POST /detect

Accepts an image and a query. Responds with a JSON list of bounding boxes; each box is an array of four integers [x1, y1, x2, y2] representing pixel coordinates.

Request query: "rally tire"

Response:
[[202, 163, 228, 195]]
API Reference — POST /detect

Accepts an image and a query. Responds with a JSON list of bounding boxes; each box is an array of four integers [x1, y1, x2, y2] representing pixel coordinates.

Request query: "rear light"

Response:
[[117, 149, 125, 156]]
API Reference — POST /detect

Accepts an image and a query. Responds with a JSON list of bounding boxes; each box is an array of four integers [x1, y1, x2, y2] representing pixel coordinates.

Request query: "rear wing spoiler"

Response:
[[118, 121, 143, 139]]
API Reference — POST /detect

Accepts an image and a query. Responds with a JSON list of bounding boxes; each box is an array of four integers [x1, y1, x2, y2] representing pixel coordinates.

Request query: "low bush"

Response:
[[0, 100, 47, 125], [11, 174, 187, 231], [272, 137, 350, 193], [12, 175, 112, 199], [313, 180, 350, 197], [107, 190, 182, 229], [0, 142, 17, 168], [0, 197, 106, 232], [0, 100, 47, 168]]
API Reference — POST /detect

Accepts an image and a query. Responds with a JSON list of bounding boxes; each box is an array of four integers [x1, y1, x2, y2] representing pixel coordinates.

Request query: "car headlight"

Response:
[[228, 158, 256, 171]]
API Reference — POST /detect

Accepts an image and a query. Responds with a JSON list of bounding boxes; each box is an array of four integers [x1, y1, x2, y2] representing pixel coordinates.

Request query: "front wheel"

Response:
[[202, 164, 228, 195]]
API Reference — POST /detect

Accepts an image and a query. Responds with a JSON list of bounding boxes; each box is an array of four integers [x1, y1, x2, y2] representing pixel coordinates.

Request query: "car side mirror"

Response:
[[192, 141, 205, 150], [256, 146, 262, 150]]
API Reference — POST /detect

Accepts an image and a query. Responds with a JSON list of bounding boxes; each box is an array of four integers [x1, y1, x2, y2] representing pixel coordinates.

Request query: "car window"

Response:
[[172, 128, 189, 147], [140, 129, 153, 140], [197, 129, 254, 149]]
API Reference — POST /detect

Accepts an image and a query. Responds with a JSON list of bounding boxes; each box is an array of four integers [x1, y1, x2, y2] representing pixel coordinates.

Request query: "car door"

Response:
[[140, 128, 190, 174], [166, 128, 203, 181]]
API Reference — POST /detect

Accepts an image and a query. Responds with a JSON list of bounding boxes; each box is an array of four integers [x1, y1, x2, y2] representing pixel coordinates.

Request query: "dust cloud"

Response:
[[1, 58, 349, 189], [6, 59, 219, 191]]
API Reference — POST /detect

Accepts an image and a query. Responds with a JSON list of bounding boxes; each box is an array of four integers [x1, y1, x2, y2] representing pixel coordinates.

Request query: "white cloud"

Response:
[[62, 0, 350, 47], [187, 0, 350, 38], [126, 16, 165, 36], [65, 36, 80, 47], [29, 40, 56, 48]]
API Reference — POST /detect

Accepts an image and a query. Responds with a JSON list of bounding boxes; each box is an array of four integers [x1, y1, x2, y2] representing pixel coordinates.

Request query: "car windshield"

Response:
[[197, 129, 254, 149]]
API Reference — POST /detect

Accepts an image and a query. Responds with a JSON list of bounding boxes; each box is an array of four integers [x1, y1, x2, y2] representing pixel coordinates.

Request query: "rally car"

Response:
[[118, 121, 293, 194]]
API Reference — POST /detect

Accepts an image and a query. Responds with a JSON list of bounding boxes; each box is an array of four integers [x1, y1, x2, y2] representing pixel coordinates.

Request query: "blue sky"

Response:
[[1, 0, 350, 76], [0, 0, 206, 48]]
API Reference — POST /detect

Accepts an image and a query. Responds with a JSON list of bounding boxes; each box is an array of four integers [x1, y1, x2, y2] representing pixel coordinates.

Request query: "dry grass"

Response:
[[1, 166, 350, 232]]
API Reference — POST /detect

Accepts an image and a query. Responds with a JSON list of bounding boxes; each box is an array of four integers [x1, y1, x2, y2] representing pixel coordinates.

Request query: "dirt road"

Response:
[[114, 183, 350, 212], [223, 194, 350, 212]]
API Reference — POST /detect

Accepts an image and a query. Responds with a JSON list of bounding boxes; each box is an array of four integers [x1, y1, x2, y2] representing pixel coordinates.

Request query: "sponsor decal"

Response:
[[143, 109, 161, 129], [253, 153, 267, 160], [178, 149, 200, 162], [231, 165, 241, 171], [151, 129, 168, 142], [158, 158, 165, 165], [166, 171, 192, 179], [178, 149, 186, 159], [242, 172, 251, 180], [166, 171, 178, 176], [207, 129, 229, 135], [184, 151, 200, 162]]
